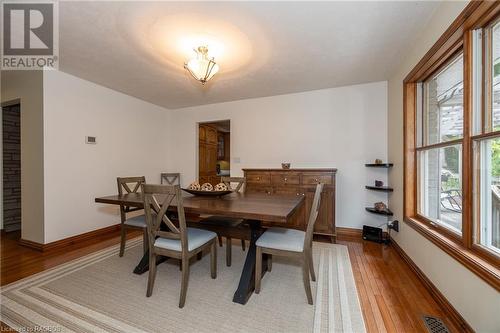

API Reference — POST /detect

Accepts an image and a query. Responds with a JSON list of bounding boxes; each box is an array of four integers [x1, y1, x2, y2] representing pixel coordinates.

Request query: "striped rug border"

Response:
[[1, 240, 365, 333]]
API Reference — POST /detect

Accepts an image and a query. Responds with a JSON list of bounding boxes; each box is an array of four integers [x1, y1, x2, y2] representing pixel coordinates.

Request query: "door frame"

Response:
[[196, 119, 231, 183]]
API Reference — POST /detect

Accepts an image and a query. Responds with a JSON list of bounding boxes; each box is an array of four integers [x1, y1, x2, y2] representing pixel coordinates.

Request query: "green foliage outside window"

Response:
[[491, 138, 500, 178]]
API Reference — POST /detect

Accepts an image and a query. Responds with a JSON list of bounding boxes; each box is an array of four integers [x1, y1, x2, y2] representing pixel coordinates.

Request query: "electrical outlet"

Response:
[[388, 220, 399, 232]]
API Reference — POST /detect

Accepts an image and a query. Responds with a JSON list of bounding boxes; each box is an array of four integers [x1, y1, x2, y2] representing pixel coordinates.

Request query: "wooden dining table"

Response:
[[94, 191, 304, 305]]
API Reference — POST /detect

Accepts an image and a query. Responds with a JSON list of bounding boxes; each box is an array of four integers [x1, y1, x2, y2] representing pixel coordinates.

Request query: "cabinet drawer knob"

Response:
[[257, 177, 260, 180], [314, 178, 319, 182], [284, 178, 288, 182]]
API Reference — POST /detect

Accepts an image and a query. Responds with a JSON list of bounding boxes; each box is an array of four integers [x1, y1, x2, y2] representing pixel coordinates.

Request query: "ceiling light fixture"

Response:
[[184, 46, 219, 84]]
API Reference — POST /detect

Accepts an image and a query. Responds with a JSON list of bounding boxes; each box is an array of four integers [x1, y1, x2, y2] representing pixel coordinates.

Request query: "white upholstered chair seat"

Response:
[[154, 228, 217, 252], [256, 227, 305, 252], [123, 215, 147, 228]]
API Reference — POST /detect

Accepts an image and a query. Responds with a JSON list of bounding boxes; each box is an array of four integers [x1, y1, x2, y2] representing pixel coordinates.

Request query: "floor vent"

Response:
[[423, 315, 450, 333]]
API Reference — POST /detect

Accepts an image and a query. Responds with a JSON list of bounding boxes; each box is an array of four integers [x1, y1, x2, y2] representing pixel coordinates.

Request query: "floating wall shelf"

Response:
[[365, 161, 394, 220], [365, 185, 394, 192], [365, 207, 394, 216], [365, 163, 393, 168]]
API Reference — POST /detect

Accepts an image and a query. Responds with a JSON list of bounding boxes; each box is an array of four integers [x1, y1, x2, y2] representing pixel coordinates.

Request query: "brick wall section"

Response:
[[3, 104, 21, 232]]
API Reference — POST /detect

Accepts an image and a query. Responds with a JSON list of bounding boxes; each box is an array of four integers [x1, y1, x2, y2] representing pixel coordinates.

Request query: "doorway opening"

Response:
[[198, 120, 230, 185], [2, 103, 21, 235]]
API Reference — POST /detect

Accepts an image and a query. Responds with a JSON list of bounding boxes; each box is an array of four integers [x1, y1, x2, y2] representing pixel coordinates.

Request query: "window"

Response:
[[486, 20, 500, 132], [475, 137, 500, 255], [473, 19, 500, 256], [417, 54, 464, 234], [419, 145, 462, 233], [403, 2, 500, 292], [422, 55, 464, 145]]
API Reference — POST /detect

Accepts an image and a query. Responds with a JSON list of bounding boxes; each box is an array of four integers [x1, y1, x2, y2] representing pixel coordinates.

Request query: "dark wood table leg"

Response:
[[233, 219, 268, 305], [133, 250, 168, 274]]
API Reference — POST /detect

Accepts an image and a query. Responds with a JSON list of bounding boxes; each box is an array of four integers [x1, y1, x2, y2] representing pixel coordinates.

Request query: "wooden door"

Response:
[[199, 125, 207, 142], [217, 132, 225, 160], [206, 126, 218, 145], [224, 133, 230, 160], [210, 175, 221, 185], [199, 143, 206, 180], [206, 144, 218, 185], [206, 145, 217, 173]]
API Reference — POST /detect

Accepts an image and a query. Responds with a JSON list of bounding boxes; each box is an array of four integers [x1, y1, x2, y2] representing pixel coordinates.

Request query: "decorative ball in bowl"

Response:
[[182, 182, 232, 196]]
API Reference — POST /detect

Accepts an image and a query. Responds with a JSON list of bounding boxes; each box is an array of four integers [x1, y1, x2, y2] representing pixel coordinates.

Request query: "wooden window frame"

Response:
[[404, 1, 500, 291]]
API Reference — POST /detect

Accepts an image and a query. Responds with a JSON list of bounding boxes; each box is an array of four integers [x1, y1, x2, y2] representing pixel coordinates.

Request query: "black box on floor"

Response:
[[362, 225, 384, 243]]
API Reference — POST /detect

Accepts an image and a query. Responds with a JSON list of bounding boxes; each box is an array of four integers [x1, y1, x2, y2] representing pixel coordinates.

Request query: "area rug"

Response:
[[1, 238, 366, 333]]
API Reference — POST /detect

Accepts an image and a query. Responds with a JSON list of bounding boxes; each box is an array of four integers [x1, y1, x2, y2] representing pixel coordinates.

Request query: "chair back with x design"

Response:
[[142, 184, 188, 253], [117, 176, 146, 221], [161, 173, 181, 186]]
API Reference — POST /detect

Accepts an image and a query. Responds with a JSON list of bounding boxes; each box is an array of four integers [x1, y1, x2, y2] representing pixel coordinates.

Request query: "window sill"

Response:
[[404, 217, 500, 291]]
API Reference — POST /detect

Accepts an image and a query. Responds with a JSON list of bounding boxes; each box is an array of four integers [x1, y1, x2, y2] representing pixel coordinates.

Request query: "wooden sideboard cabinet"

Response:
[[243, 168, 337, 242]]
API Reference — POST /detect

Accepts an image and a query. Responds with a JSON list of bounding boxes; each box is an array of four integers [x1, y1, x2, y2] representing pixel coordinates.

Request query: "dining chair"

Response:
[[161, 173, 182, 221], [161, 172, 181, 185], [142, 184, 217, 308], [199, 177, 247, 266], [117, 176, 148, 257], [255, 183, 324, 305]]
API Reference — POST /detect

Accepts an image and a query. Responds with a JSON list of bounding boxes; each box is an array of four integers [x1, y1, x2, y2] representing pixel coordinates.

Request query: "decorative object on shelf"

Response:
[[281, 163, 291, 169], [374, 201, 387, 211], [188, 181, 201, 190], [375, 180, 384, 187], [214, 182, 228, 191], [184, 46, 219, 84], [201, 182, 214, 191], [375, 159, 383, 164]]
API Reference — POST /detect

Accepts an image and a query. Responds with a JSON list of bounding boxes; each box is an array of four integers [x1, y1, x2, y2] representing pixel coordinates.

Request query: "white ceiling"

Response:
[[59, 1, 439, 109]]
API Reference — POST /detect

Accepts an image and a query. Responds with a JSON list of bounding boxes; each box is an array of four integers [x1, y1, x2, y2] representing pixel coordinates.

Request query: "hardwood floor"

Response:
[[1, 231, 459, 332], [0, 229, 141, 286], [336, 235, 460, 333]]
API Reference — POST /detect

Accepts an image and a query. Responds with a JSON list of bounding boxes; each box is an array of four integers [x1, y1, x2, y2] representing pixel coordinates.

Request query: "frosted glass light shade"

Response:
[[184, 46, 219, 84]]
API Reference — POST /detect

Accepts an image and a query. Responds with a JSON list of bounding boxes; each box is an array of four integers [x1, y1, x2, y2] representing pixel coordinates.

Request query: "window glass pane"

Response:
[[472, 29, 483, 136], [476, 137, 500, 255], [423, 55, 464, 145], [491, 22, 500, 131], [418, 144, 462, 233]]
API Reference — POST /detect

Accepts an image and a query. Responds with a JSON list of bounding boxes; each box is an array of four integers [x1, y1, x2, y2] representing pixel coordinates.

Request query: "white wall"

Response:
[[387, 1, 500, 332], [42, 70, 171, 243], [1, 70, 45, 243], [169, 81, 389, 230]]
